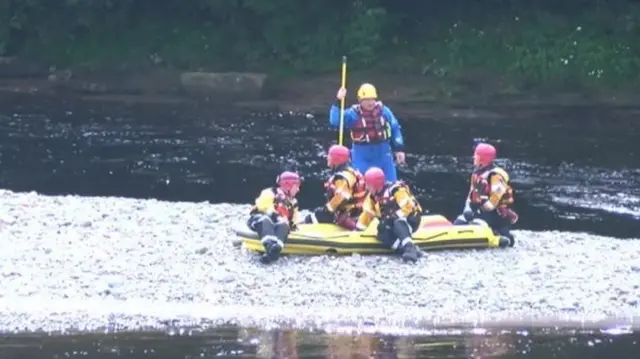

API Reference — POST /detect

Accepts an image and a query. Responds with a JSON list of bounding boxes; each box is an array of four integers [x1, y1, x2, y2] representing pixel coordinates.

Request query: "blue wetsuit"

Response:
[[329, 103, 405, 181]]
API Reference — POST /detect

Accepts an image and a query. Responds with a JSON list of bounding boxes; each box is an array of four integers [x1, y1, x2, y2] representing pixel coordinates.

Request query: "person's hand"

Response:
[[395, 151, 406, 164], [498, 207, 519, 224], [336, 87, 347, 101], [473, 177, 490, 201]]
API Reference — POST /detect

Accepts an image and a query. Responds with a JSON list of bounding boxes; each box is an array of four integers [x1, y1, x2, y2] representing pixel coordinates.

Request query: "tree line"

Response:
[[1, 0, 639, 87]]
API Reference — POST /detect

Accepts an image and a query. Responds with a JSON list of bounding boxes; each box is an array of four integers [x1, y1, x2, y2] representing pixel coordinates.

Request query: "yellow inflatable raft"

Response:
[[234, 214, 505, 255]]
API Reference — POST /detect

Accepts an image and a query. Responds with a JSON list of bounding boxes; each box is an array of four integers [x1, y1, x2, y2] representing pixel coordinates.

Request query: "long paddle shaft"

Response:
[[338, 56, 347, 145]]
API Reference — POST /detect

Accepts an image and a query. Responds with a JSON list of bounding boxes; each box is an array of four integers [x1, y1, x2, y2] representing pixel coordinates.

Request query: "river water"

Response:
[[0, 96, 638, 357], [1, 327, 638, 358], [1, 98, 638, 236]]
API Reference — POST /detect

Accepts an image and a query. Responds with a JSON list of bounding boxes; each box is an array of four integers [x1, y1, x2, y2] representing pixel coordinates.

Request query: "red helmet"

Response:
[[327, 145, 350, 167], [474, 143, 497, 166], [276, 171, 301, 194], [364, 167, 386, 192]]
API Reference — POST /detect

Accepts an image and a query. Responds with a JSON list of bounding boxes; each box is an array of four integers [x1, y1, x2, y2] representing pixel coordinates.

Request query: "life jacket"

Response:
[[323, 165, 367, 211], [373, 181, 422, 219], [350, 101, 391, 144], [251, 187, 299, 222], [469, 165, 514, 207]]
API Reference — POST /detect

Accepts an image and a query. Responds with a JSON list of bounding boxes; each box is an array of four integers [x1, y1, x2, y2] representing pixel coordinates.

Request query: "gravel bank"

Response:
[[0, 189, 639, 334]]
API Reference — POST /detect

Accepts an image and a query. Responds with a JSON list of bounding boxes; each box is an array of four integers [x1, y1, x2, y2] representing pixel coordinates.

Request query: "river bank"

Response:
[[0, 190, 639, 334], [3, 57, 640, 119]]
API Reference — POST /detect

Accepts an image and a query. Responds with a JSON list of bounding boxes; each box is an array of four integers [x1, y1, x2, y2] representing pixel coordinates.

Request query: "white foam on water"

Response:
[[551, 192, 640, 218]]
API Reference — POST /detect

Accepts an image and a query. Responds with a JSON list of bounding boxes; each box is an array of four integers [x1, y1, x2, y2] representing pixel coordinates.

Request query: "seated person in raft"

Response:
[[453, 143, 518, 246], [355, 167, 422, 263], [304, 144, 366, 229], [247, 171, 302, 264]]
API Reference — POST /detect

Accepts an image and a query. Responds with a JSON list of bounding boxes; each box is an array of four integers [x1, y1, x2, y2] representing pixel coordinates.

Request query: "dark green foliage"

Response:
[[1, 0, 639, 88]]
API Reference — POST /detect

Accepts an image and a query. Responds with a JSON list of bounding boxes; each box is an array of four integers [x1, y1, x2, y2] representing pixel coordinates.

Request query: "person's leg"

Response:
[[376, 219, 396, 249], [391, 217, 419, 262], [304, 207, 334, 224], [261, 221, 289, 262], [376, 218, 419, 263], [473, 211, 514, 247], [247, 214, 287, 263], [350, 145, 370, 174], [378, 145, 398, 181], [453, 201, 474, 224]]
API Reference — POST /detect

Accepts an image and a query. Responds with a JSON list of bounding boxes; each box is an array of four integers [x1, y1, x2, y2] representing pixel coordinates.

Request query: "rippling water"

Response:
[[0, 98, 638, 237], [0, 96, 638, 356]]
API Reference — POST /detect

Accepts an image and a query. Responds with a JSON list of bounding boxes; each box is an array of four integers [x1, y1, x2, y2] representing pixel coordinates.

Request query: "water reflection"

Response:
[[0, 327, 637, 358]]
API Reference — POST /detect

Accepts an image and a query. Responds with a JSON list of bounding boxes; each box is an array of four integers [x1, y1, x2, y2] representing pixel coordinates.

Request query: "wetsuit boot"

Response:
[[495, 227, 515, 247], [400, 241, 419, 263], [393, 217, 421, 263], [260, 236, 282, 264], [501, 234, 515, 247]]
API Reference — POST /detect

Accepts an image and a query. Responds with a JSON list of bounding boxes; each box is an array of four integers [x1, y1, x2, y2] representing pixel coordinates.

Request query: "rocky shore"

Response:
[[0, 189, 638, 334], [2, 57, 640, 119]]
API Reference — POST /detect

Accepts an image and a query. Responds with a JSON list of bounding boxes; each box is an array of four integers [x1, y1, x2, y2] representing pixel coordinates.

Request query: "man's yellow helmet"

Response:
[[357, 83, 378, 100]]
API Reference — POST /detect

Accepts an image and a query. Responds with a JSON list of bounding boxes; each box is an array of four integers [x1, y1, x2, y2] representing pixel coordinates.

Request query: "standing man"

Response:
[[328, 83, 406, 181]]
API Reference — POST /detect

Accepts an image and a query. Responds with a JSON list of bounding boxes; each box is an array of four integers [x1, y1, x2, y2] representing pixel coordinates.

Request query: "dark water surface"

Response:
[[0, 97, 638, 237], [0, 327, 638, 359], [0, 96, 639, 357]]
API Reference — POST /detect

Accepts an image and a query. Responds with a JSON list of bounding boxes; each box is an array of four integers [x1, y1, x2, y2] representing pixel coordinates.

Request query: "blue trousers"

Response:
[[351, 142, 398, 181]]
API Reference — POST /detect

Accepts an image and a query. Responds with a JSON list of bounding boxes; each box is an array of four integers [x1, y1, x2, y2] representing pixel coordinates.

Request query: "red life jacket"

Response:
[[271, 187, 298, 222], [350, 102, 390, 144]]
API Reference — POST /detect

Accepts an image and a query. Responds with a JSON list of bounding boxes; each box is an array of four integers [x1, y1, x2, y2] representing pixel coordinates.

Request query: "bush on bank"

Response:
[[1, 0, 640, 89]]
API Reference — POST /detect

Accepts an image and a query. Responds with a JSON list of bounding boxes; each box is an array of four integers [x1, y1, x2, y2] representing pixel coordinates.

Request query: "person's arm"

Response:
[[482, 174, 509, 211], [326, 177, 352, 213], [329, 102, 357, 129], [254, 189, 275, 214], [392, 187, 420, 218], [382, 106, 405, 151], [291, 204, 302, 226], [356, 195, 377, 230]]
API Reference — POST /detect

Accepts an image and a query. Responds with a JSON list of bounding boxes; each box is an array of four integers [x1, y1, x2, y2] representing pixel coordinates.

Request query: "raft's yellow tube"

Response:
[[235, 214, 502, 255]]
